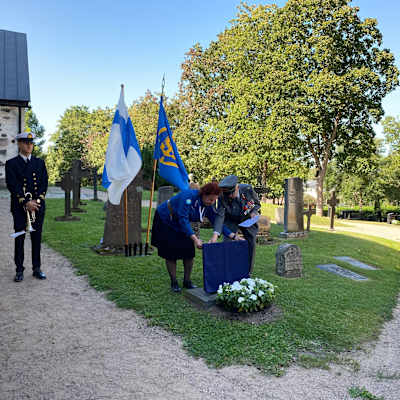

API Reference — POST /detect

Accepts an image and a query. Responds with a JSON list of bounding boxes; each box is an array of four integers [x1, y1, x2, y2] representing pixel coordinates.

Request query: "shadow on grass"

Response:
[[43, 199, 400, 375]]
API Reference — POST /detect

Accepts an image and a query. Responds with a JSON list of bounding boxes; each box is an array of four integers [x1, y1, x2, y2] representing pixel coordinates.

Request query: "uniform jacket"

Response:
[[217, 184, 261, 225], [157, 189, 231, 237], [5, 155, 48, 230]]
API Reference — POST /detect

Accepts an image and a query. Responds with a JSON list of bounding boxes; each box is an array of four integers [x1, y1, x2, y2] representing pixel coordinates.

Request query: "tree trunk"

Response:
[[316, 173, 325, 217]]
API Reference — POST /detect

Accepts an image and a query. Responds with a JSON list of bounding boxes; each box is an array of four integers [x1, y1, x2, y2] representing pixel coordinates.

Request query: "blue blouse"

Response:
[[157, 190, 231, 237]]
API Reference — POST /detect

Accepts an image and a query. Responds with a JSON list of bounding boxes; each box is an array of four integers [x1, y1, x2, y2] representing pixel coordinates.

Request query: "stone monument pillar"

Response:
[[157, 186, 174, 207], [102, 171, 143, 248], [280, 177, 307, 238]]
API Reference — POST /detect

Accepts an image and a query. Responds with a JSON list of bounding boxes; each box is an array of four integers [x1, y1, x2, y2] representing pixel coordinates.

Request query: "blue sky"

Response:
[[1, 0, 399, 144]]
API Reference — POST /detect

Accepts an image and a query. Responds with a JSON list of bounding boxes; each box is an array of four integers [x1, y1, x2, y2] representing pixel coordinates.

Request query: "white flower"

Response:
[[238, 297, 245, 303], [258, 290, 264, 297], [250, 294, 257, 301], [269, 287, 275, 293], [247, 278, 255, 285], [231, 282, 243, 291], [217, 288, 223, 294]]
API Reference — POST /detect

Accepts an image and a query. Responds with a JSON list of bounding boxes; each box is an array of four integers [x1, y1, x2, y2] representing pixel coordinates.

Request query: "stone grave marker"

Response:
[[275, 243, 302, 278], [71, 160, 91, 212], [157, 185, 174, 208], [316, 264, 368, 281], [92, 168, 102, 201], [333, 257, 378, 270], [55, 171, 80, 221], [328, 190, 338, 231], [102, 170, 143, 249], [280, 177, 307, 238]]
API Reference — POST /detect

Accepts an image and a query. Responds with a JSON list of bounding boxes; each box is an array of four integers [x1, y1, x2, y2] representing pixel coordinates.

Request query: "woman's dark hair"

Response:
[[199, 182, 222, 196]]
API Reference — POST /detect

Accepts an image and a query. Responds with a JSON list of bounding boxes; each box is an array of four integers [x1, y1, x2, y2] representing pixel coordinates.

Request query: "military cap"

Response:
[[219, 175, 238, 192], [16, 132, 36, 141]]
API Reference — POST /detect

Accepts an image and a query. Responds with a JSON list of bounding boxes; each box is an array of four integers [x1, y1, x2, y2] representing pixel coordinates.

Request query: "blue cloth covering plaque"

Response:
[[202, 241, 250, 293]]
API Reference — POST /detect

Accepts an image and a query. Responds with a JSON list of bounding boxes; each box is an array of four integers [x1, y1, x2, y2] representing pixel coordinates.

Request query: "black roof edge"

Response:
[[0, 99, 30, 108]]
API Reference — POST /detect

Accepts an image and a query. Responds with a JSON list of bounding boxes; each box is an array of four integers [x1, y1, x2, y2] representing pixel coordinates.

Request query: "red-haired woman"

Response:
[[151, 182, 231, 292]]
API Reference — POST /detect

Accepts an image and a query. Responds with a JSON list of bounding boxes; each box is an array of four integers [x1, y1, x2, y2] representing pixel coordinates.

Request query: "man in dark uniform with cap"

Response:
[[5, 132, 48, 282], [216, 175, 260, 275]]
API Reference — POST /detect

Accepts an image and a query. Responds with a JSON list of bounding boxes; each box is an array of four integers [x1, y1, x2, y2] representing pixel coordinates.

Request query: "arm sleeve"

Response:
[[206, 201, 232, 237], [5, 161, 28, 207], [37, 160, 48, 200], [176, 197, 195, 237]]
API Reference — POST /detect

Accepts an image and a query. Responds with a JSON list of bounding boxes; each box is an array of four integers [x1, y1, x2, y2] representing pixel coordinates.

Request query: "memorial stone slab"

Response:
[[316, 264, 368, 281], [333, 257, 378, 270], [157, 185, 174, 207], [184, 288, 217, 308], [276, 243, 302, 278], [280, 177, 307, 238]]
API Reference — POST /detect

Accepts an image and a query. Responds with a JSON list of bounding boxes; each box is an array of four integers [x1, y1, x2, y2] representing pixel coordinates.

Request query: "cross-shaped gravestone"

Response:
[[91, 168, 102, 201], [55, 171, 80, 221], [71, 160, 91, 212], [327, 190, 338, 231]]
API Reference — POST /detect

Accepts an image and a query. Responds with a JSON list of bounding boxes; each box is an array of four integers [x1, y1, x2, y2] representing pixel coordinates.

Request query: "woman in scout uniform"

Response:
[[151, 182, 231, 292], [213, 175, 261, 275], [5, 132, 48, 282]]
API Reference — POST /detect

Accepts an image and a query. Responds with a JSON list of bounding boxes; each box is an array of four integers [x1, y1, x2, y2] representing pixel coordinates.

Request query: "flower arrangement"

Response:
[[216, 278, 277, 313]]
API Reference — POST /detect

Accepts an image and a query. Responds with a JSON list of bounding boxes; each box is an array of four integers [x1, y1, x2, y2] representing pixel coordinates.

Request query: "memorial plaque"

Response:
[[316, 264, 368, 281], [276, 243, 302, 278], [157, 185, 174, 207], [333, 257, 378, 271]]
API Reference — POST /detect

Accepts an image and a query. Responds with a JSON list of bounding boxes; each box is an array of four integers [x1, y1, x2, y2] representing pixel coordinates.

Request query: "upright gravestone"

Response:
[[102, 171, 143, 249], [157, 185, 174, 207], [280, 177, 307, 238], [328, 190, 338, 231], [55, 172, 80, 221], [71, 160, 91, 212], [275, 243, 302, 278], [92, 169, 101, 201]]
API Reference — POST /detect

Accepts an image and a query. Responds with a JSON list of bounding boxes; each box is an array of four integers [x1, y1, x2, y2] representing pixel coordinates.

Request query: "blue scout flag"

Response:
[[202, 241, 250, 293], [102, 86, 142, 205], [154, 96, 189, 191]]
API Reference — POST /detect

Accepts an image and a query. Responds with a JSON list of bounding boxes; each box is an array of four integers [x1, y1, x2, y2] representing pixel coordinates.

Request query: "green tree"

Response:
[[178, 1, 398, 212], [382, 115, 400, 153], [25, 109, 45, 158]]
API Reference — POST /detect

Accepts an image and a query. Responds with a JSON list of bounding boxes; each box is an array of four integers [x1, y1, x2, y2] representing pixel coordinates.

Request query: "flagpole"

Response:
[[145, 76, 165, 255]]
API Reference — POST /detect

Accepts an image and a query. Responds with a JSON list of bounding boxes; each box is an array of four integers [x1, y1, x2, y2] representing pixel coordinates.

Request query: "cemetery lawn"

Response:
[[43, 199, 400, 375]]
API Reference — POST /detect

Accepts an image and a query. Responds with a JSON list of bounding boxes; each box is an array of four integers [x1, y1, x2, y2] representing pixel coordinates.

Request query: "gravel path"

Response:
[[1, 197, 400, 399]]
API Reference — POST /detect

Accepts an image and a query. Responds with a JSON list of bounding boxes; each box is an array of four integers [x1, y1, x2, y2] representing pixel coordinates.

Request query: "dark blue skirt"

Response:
[[151, 211, 195, 260]]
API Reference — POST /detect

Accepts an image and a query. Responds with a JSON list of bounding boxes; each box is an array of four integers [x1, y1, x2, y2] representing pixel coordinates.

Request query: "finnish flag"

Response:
[[102, 86, 142, 205]]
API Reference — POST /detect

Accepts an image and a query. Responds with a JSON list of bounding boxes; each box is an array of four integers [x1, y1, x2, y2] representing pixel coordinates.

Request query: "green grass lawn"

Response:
[[43, 199, 400, 375]]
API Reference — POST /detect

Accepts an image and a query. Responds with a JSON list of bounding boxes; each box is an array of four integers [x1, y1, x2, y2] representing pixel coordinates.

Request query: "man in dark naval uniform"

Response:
[[5, 132, 48, 282], [217, 175, 260, 275]]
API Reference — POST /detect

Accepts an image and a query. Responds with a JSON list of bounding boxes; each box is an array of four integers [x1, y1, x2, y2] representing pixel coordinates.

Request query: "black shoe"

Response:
[[183, 280, 197, 289], [14, 273, 24, 282], [171, 280, 181, 293], [32, 270, 46, 280]]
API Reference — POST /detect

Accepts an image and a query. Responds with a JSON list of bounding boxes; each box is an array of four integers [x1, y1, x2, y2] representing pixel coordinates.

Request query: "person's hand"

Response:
[[194, 237, 203, 249], [208, 233, 219, 243], [235, 235, 245, 241], [26, 200, 40, 212], [250, 212, 257, 219]]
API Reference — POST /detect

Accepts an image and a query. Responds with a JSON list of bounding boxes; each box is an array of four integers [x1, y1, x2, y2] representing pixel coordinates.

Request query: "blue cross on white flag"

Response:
[[102, 85, 142, 205]]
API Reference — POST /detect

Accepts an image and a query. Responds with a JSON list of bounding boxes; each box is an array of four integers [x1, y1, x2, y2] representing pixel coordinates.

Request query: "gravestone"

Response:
[[71, 160, 91, 212], [333, 257, 378, 270], [316, 264, 368, 281], [102, 170, 143, 248], [256, 215, 272, 244], [303, 204, 312, 232], [157, 185, 174, 207], [55, 172, 80, 222], [280, 177, 307, 238], [275, 243, 302, 278], [275, 207, 284, 224], [92, 168, 102, 201], [328, 190, 338, 231]]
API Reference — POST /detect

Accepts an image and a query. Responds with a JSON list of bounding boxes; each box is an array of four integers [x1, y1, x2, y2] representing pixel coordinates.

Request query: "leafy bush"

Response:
[[216, 278, 277, 313]]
